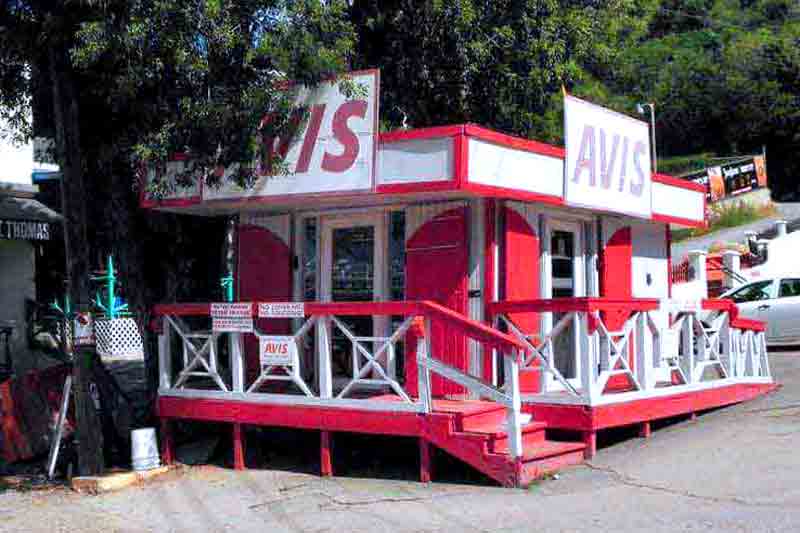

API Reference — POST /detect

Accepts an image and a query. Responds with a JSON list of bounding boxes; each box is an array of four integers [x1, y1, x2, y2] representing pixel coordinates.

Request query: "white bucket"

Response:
[[131, 428, 161, 472]]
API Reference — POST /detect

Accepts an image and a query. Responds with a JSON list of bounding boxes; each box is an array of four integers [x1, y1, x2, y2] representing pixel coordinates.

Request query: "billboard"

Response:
[[683, 156, 768, 202], [564, 94, 652, 218]]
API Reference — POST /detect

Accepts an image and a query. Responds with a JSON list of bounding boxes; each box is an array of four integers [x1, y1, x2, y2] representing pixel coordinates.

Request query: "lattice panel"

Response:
[[96, 318, 144, 361]]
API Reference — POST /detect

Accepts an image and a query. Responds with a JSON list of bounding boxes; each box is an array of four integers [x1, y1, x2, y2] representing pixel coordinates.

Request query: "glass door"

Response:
[[547, 219, 586, 389], [320, 213, 388, 390]]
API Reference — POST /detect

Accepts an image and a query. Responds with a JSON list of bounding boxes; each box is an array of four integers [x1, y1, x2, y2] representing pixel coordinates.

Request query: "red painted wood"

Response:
[[405, 207, 470, 397], [652, 213, 705, 228], [666, 224, 673, 298], [483, 199, 497, 383], [419, 438, 432, 483], [504, 207, 541, 392], [463, 183, 565, 208], [232, 423, 246, 470], [320, 431, 333, 476], [582, 431, 597, 459], [158, 397, 422, 436], [652, 173, 706, 192], [639, 421, 652, 439], [379, 125, 464, 143], [489, 298, 660, 316], [453, 132, 469, 187], [238, 224, 293, 384], [160, 419, 174, 466], [464, 124, 566, 159]]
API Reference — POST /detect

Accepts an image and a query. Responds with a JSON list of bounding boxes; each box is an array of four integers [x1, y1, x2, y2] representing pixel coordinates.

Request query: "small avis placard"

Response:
[[258, 302, 305, 318], [211, 302, 254, 332], [259, 335, 298, 367]]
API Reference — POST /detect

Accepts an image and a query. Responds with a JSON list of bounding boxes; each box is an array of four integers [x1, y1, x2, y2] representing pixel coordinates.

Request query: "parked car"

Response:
[[718, 277, 800, 346]]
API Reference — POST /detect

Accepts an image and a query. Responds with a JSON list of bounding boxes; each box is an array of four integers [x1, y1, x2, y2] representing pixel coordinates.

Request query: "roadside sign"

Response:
[[211, 303, 253, 332]]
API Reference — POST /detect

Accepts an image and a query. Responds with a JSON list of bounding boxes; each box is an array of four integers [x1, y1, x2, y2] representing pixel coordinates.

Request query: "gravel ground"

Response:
[[2, 351, 799, 533]]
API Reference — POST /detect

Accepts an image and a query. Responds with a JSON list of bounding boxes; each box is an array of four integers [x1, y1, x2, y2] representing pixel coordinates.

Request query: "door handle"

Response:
[[758, 304, 771, 310]]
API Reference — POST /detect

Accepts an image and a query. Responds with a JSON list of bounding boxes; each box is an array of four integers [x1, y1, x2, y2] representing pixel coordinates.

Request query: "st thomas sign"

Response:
[[0, 219, 51, 241]]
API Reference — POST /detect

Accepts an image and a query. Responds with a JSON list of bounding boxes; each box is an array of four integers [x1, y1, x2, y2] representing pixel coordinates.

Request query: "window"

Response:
[[779, 278, 800, 298], [729, 280, 773, 303]]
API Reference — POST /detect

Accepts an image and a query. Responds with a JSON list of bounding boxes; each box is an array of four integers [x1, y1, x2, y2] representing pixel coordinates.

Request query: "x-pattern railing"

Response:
[[247, 315, 316, 396], [592, 311, 643, 396], [166, 315, 228, 392]]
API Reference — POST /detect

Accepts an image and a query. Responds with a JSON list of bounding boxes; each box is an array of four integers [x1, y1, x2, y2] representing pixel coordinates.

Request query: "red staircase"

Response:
[[423, 400, 586, 487]]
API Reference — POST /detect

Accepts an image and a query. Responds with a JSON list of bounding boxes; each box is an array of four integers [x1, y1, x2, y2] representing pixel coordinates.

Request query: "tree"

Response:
[[0, 0, 356, 475]]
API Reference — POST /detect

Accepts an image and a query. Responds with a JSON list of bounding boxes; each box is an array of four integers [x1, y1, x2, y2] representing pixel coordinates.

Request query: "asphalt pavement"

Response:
[[2, 351, 799, 532]]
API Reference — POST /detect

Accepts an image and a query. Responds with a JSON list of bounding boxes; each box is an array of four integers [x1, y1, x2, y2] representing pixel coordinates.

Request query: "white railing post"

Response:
[[719, 313, 731, 377], [760, 332, 770, 378], [158, 316, 172, 391], [417, 317, 433, 413], [688, 250, 708, 298], [681, 314, 695, 383], [230, 332, 245, 393], [579, 312, 594, 403], [635, 312, 653, 390], [722, 251, 741, 291], [317, 316, 333, 398], [504, 349, 523, 459]]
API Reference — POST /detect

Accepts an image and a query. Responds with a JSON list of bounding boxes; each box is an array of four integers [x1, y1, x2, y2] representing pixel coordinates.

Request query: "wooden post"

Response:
[[583, 430, 597, 459], [158, 317, 172, 390], [74, 346, 104, 476], [230, 333, 245, 393], [320, 431, 333, 476], [639, 421, 652, 439], [504, 350, 523, 459], [419, 438, 432, 483], [317, 319, 333, 399], [160, 418, 174, 465], [232, 423, 245, 470], [417, 318, 433, 413]]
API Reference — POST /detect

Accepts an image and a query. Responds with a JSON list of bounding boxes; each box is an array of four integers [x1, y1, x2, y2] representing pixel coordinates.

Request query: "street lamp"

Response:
[[636, 102, 657, 174]]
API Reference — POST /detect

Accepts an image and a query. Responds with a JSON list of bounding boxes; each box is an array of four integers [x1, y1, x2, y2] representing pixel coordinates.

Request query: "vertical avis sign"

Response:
[[204, 70, 379, 200], [564, 95, 653, 218]]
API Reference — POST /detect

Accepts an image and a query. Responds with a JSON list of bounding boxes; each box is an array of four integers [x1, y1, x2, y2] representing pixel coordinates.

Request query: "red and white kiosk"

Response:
[[145, 71, 775, 487]]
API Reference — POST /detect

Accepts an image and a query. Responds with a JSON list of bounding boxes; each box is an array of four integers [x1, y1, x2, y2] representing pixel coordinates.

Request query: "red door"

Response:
[[404, 207, 469, 398], [600, 225, 635, 391], [503, 207, 541, 392], [238, 224, 292, 385]]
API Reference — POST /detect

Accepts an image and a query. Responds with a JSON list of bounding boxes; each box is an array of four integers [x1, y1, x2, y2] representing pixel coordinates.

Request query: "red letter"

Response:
[[295, 104, 326, 174], [572, 125, 596, 185], [321, 100, 368, 173]]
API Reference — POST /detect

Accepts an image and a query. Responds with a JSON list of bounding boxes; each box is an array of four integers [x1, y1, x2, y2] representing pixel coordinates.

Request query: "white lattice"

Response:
[[96, 318, 144, 362]]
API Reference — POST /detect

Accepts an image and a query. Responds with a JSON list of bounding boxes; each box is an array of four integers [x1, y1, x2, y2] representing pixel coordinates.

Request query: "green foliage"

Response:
[[658, 152, 718, 175]]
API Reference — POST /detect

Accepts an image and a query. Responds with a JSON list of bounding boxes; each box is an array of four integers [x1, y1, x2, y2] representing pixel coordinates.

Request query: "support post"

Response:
[[158, 317, 172, 390], [317, 318, 333, 399], [417, 317, 433, 413], [639, 421, 652, 439], [681, 315, 695, 384], [230, 333, 245, 393], [503, 350, 523, 459], [578, 313, 594, 402], [232, 423, 245, 470], [722, 251, 741, 291], [320, 431, 333, 477], [688, 250, 708, 298], [160, 418, 174, 466], [419, 438, 432, 483], [635, 312, 652, 390], [583, 430, 597, 459]]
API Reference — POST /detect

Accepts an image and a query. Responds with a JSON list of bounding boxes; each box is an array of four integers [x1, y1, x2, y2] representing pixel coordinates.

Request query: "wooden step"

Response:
[[518, 442, 586, 486]]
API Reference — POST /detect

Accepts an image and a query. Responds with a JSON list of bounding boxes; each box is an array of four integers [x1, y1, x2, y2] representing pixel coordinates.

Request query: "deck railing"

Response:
[[151, 300, 529, 457], [488, 297, 771, 406]]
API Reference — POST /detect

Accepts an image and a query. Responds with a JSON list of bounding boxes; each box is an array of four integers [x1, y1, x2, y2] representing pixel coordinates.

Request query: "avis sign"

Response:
[[205, 70, 379, 200], [258, 335, 298, 367], [564, 95, 653, 218]]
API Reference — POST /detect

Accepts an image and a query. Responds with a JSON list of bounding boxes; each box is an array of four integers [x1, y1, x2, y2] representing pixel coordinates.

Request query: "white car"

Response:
[[719, 277, 800, 346]]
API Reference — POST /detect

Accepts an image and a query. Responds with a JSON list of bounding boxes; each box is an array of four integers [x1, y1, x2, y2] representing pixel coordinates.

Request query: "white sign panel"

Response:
[[204, 70, 379, 200], [564, 94, 652, 218], [211, 303, 254, 333], [73, 313, 95, 346], [259, 335, 298, 367], [258, 302, 305, 318], [660, 298, 703, 314]]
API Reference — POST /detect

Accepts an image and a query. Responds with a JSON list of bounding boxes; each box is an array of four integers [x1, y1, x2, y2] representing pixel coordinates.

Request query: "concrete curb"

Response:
[[71, 464, 178, 494]]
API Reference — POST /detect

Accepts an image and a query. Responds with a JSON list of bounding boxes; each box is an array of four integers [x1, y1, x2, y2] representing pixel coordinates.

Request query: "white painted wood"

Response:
[[378, 137, 454, 185], [417, 317, 433, 413], [230, 333, 245, 393], [651, 180, 704, 223], [422, 356, 511, 407], [317, 318, 333, 398], [503, 351, 523, 458], [158, 317, 172, 390], [468, 137, 564, 198], [635, 312, 653, 390]]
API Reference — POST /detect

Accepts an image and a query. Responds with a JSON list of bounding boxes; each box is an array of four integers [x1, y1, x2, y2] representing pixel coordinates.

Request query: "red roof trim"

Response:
[[652, 213, 706, 229], [379, 125, 464, 143], [653, 173, 706, 193]]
